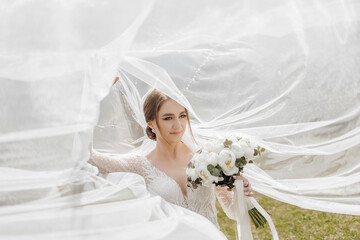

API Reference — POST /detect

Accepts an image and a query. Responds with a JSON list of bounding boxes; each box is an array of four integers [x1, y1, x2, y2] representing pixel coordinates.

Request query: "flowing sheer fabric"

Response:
[[88, 146, 241, 229], [1, 0, 360, 239], [95, 0, 360, 215]]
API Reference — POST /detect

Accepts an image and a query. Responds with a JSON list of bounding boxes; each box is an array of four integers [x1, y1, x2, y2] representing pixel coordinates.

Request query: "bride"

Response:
[[89, 86, 253, 229]]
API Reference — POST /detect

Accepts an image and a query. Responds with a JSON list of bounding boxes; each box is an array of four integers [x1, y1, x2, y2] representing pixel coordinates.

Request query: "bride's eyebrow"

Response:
[[161, 111, 186, 117]]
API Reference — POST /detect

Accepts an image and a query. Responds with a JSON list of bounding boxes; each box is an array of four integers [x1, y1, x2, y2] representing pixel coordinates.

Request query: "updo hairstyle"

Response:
[[143, 89, 194, 141]]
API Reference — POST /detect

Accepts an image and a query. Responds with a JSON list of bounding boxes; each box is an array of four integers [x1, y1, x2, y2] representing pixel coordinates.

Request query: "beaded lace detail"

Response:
[[88, 149, 236, 228]]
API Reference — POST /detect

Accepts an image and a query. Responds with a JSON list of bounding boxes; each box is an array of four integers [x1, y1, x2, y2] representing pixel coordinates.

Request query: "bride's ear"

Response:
[[147, 121, 154, 129]]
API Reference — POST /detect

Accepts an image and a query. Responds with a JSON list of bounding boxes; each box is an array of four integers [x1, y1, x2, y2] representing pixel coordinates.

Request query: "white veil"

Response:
[[1, 0, 360, 238], [95, 0, 360, 215]]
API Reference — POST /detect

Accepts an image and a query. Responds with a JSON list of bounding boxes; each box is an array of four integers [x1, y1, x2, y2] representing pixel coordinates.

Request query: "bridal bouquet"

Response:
[[186, 135, 267, 229]]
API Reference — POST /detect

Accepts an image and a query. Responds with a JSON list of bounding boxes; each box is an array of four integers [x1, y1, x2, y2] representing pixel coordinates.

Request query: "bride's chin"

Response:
[[167, 134, 183, 142]]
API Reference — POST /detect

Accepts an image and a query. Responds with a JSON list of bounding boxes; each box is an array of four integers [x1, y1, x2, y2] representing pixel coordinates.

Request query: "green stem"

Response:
[[248, 208, 267, 229]]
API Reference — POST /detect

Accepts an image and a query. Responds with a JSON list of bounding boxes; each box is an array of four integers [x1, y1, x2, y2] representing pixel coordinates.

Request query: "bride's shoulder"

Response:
[[120, 152, 145, 163], [182, 140, 193, 149], [181, 142, 195, 159], [129, 153, 145, 160]]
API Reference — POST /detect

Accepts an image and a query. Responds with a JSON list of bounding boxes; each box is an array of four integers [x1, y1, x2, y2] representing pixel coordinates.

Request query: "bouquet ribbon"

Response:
[[233, 180, 279, 240]]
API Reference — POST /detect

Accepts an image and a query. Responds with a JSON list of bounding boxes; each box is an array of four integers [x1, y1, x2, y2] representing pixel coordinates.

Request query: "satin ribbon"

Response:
[[234, 180, 279, 240]]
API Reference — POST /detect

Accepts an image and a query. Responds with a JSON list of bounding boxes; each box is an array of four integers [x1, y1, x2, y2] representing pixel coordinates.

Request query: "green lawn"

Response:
[[217, 193, 360, 240]]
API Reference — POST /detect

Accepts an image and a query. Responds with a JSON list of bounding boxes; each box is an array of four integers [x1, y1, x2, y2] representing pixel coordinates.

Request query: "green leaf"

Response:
[[249, 160, 254, 164], [210, 168, 220, 177], [207, 164, 215, 172], [195, 178, 202, 184], [235, 158, 243, 168], [223, 139, 233, 148], [240, 156, 247, 165]]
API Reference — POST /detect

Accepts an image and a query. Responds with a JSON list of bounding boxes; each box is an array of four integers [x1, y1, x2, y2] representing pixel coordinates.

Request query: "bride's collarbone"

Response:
[[147, 153, 191, 170], [148, 158, 189, 191], [155, 161, 188, 178], [145, 148, 193, 192]]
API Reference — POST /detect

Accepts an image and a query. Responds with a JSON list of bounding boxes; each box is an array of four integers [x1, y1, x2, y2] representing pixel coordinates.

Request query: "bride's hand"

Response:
[[227, 175, 254, 196], [113, 76, 119, 85]]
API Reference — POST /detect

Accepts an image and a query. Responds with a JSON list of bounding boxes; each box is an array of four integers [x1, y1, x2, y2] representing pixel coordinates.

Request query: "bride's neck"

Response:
[[154, 140, 184, 162]]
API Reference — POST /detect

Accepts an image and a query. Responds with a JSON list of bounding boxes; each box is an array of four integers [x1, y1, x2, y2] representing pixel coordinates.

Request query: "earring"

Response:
[[151, 128, 156, 133]]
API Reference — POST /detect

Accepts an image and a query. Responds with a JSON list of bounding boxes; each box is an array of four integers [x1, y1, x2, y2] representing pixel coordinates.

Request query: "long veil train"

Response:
[[1, 0, 360, 239]]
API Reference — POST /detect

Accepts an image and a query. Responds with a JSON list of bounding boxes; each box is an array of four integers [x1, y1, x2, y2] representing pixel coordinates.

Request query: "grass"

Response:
[[217, 192, 360, 240]]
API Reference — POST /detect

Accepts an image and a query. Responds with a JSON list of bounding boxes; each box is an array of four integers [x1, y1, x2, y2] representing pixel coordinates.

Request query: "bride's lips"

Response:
[[170, 131, 181, 135]]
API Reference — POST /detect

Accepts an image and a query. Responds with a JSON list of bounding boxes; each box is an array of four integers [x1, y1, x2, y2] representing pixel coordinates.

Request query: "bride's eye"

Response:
[[163, 117, 172, 120], [180, 114, 187, 118]]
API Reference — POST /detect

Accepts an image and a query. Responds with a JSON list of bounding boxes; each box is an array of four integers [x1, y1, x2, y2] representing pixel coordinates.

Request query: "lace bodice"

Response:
[[88, 149, 236, 228]]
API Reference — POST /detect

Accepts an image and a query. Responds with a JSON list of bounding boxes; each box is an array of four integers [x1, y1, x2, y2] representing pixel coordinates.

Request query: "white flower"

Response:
[[186, 167, 199, 181], [239, 139, 254, 160], [230, 142, 245, 159], [245, 148, 255, 160], [194, 150, 219, 168], [189, 151, 224, 187], [207, 152, 219, 166], [246, 138, 258, 151], [197, 164, 223, 187], [204, 140, 224, 154], [190, 153, 200, 165], [193, 152, 208, 169], [218, 149, 239, 176], [226, 135, 238, 144]]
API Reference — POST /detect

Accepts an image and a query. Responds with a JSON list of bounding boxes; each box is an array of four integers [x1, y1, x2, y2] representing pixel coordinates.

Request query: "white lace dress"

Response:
[[89, 149, 236, 229]]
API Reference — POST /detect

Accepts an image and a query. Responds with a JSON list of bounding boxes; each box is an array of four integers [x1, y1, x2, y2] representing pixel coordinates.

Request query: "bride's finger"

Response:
[[233, 175, 244, 180], [244, 187, 252, 192], [244, 188, 253, 196], [245, 191, 254, 196], [113, 76, 119, 85]]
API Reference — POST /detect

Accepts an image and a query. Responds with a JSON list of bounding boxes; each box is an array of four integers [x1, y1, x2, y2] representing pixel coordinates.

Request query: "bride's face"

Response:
[[152, 99, 187, 143]]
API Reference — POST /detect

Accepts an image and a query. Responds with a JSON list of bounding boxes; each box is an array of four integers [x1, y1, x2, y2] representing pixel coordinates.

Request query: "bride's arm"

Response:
[[88, 141, 136, 174], [215, 185, 236, 220], [214, 175, 253, 220], [88, 76, 131, 173]]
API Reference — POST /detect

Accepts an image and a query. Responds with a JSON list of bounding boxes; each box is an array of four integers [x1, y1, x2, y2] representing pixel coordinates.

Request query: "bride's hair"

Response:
[[143, 89, 194, 141]]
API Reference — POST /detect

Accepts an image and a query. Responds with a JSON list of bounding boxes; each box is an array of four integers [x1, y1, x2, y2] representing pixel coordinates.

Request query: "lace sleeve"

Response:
[[88, 143, 138, 174], [215, 185, 236, 220]]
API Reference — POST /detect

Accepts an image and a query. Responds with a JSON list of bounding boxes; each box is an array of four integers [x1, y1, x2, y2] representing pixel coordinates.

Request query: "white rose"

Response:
[[239, 139, 249, 148], [205, 140, 224, 154], [239, 139, 254, 160], [186, 167, 199, 181], [190, 153, 200, 165], [250, 141, 257, 150], [193, 153, 207, 169], [204, 142, 213, 152], [244, 147, 254, 160], [218, 149, 239, 176], [230, 142, 244, 159], [240, 138, 257, 149], [226, 135, 238, 144], [207, 152, 219, 166], [197, 164, 222, 187]]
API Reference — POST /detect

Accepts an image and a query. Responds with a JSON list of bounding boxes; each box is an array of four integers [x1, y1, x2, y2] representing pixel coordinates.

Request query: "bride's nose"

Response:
[[172, 118, 182, 130]]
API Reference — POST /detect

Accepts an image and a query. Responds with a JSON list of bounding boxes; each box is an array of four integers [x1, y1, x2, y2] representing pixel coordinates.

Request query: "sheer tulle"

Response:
[[1, 0, 360, 239], [96, 0, 360, 215]]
